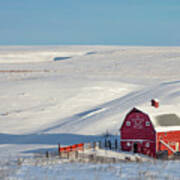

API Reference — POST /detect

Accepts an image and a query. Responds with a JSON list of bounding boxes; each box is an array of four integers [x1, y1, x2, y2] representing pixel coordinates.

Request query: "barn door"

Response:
[[133, 143, 138, 153]]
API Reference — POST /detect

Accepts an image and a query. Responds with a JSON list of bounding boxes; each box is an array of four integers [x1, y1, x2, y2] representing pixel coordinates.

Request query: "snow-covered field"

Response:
[[0, 46, 180, 179]]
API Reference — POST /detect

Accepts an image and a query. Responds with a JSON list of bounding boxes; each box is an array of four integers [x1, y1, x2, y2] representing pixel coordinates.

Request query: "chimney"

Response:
[[151, 99, 159, 108]]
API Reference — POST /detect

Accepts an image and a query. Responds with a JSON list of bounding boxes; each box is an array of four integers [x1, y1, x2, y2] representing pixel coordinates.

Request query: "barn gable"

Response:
[[120, 107, 156, 139], [120, 107, 155, 132], [120, 108, 142, 130]]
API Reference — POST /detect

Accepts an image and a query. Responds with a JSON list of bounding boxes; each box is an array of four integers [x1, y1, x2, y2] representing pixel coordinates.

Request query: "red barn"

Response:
[[120, 107, 180, 158]]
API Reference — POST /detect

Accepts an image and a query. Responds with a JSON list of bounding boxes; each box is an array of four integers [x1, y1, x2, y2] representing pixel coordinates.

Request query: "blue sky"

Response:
[[0, 0, 180, 45]]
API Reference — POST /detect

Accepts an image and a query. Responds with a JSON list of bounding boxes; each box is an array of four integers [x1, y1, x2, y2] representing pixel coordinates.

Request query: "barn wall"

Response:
[[121, 140, 156, 157], [156, 131, 180, 155], [120, 109, 156, 157]]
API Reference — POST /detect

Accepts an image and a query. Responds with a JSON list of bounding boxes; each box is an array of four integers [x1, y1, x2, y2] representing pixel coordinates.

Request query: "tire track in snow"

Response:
[[38, 81, 180, 134]]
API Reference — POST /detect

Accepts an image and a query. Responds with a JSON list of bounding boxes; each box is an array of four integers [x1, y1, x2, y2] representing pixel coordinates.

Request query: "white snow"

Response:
[[0, 45, 180, 179]]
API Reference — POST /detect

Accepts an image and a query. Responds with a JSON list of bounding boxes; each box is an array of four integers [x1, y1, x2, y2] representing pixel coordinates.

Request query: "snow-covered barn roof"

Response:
[[133, 105, 180, 132], [155, 114, 180, 127]]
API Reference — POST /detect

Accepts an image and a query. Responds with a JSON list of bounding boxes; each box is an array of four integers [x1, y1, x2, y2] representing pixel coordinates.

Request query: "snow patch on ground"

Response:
[[0, 46, 180, 179]]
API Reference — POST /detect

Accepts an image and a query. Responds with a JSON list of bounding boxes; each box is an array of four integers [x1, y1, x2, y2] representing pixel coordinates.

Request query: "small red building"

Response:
[[120, 107, 180, 158]]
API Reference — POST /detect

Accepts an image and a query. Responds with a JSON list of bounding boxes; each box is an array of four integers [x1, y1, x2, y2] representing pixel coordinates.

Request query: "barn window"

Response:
[[146, 142, 150, 148], [127, 142, 131, 147], [126, 121, 131, 126], [146, 121, 150, 126]]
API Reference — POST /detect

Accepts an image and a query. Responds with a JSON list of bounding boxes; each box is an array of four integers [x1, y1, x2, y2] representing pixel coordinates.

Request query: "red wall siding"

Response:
[[157, 131, 180, 155]]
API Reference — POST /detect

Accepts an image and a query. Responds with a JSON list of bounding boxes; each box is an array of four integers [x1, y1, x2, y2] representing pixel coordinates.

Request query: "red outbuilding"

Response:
[[120, 106, 180, 158]]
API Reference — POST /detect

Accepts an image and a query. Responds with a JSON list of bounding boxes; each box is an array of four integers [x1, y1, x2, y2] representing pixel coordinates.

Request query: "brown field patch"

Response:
[[0, 70, 50, 73]]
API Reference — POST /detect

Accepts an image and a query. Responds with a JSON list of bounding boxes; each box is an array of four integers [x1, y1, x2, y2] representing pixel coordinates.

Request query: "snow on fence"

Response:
[[58, 139, 119, 156], [43, 137, 179, 163], [43, 139, 152, 163]]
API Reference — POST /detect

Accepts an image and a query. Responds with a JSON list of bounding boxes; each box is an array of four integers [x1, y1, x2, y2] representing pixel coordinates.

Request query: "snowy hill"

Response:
[[0, 46, 180, 179]]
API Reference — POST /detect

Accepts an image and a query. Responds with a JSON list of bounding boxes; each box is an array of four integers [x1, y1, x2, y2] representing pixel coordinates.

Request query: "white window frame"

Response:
[[146, 121, 150, 126], [127, 142, 131, 147], [126, 121, 131, 126], [146, 142, 150, 148]]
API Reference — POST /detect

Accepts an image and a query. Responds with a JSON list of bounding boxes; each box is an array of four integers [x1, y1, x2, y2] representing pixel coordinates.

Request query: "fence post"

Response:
[[46, 151, 49, 158], [87, 142, 91, 149], [120, 140, 122, 151], [67, 151, 69, 159], [82, 143, 84, 152], [105, 138, 108, 148], [108, 140, 112, 150], [58, 144, 61, 157], [75, 150, 78, 159], [99, 141, 102, 149], [93, 142, 96, 150], [115, 139, 118, 151]]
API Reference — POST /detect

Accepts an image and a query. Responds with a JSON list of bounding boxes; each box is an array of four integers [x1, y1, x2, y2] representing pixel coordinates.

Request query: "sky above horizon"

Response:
[[0, 0, 180, 46]]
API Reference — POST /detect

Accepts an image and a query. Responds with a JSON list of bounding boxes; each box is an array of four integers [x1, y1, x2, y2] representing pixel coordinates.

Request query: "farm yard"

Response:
[[0, 46, 180, 179]]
